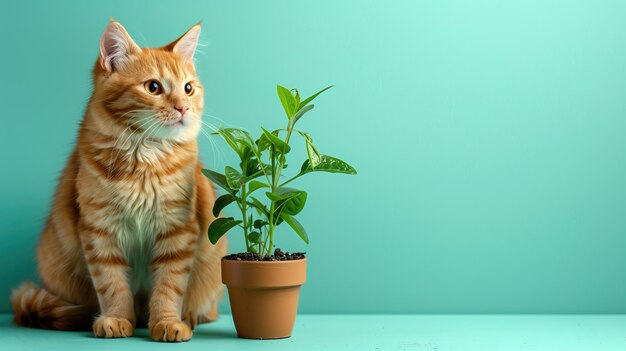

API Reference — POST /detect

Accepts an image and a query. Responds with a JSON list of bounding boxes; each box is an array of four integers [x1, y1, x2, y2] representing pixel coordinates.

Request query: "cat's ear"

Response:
[[166, 22, 201, 61], [99, 20, 140, 72]]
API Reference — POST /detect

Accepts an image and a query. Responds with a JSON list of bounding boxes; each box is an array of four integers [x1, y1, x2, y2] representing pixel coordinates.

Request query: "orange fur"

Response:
[[10, 21, 226, 342]]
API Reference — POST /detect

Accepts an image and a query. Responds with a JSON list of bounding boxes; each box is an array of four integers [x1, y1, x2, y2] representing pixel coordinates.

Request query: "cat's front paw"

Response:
[[150, 319, 192, 342], [182, 311, 199, 330], [93, 315, 134, 338]]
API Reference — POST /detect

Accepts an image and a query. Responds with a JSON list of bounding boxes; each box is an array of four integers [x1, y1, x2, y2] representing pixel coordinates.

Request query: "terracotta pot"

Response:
[[221, 258, 306, 339]]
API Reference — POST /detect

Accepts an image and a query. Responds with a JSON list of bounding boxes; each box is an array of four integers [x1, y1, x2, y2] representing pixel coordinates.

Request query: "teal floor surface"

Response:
[[1, 314, 625, 350]]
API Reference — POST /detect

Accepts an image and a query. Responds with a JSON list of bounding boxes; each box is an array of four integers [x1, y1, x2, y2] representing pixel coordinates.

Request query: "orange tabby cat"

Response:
[[10, 20, 226, 342]]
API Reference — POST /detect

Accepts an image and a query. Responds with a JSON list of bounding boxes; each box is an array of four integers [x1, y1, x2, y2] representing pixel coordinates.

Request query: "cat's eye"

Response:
[[144, 80, 163, 95], [184, 83, 194, 96]]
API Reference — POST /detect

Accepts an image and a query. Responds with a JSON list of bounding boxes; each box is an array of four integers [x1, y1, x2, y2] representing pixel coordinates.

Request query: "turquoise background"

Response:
[[1, 0, 626, 314]]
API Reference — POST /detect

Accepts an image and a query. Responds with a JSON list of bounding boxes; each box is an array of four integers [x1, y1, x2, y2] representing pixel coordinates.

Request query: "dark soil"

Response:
[[223, 248, 305, 261]]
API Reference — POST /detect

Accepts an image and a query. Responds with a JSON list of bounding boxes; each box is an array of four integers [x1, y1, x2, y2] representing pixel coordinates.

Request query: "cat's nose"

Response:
[[174, 106, 189, 116]]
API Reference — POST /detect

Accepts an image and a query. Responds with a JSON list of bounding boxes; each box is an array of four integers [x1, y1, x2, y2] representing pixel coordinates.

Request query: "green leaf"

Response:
[[274, 187, 303, 198], [213, 127, 255, 160], [279, 191, 307, 216], [300, 155, 357, 175], [298, 85, 334, 110], [248, 180, 269, 194], [266, 187, 300, 201], [293, 104, 314, 124], [265, 191, 284, 201], [248, 231, 261, 244], [277, 85, 297, 118], [242, 158, 264, 178], [212, 194, 236, 217], [202, 169, 235, 195], [294, 89, 301, 107], [208, 217, 242, 244], [225, 166, 244, 190], [298, 131, 321, 168], [248, 196, 269, 216], [261, 127, 291, 154], [280, 214, 309, 244], [224, 128, 255, 148], [267, 188, 307, 216], [256, 129, 286, 152], [256, 135, 270, 152], [253, 219, 268, 229], [212, 130, 239, 156]]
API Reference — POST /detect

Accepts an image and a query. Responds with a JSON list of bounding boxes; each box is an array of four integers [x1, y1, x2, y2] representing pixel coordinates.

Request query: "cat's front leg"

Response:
[[148, 221, 198, 342], [79, 220, 135, 338]]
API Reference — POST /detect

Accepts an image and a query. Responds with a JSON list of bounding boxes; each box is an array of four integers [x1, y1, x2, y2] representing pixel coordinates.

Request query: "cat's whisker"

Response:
[[201, 113, 232, 128], [117, 109, 155, 120], [108, 121, 143, 178], [109, 111, 155, 148], [199, 120, 219, 133], [196, 122, 218, 155], [198, 119, 247, 167], [134, 119, 164, 163], [107, 116, 157, 178], [112, 115, 152, 147], [136, 121, 164, 163], [138, 118, 162, 144], [150, 121, 166, 144], [110, 114, 155, 153], [198, 119, 225, 165], [198, 126, 221, 166], [197, 120, 221, 150], [207, 130, 225, 167]]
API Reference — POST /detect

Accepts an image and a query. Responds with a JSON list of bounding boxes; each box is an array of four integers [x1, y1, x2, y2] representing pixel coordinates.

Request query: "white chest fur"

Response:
[[107, 141, 195, 293]]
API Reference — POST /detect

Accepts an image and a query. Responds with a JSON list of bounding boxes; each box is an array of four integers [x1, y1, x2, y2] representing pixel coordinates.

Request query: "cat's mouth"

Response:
[[162, 117, 184, 126]]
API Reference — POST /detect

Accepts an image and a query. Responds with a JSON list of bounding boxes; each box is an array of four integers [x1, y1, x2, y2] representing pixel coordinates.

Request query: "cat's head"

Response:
[[91, 20, 204, 143]]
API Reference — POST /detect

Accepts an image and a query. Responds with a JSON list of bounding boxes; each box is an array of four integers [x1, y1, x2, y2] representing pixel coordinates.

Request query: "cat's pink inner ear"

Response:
[[99, 21, 140, 72], [172, 24, 201, 61]]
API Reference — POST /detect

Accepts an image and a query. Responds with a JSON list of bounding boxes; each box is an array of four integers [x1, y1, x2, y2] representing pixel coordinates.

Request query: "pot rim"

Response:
[[221, 257, 307, 264], [221, 257, 307, 287]]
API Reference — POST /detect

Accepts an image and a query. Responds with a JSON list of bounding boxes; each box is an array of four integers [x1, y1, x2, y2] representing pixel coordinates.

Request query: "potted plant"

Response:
[[202, 85, 356, 339]]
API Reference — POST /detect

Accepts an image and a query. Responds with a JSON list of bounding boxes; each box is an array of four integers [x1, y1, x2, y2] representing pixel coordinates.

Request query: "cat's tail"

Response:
[[10, 282, 93, 330]]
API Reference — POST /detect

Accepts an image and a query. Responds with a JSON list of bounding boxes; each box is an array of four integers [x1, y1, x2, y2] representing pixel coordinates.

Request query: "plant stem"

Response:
[[278, 174, 300, 188], [260, 225, 269, 256], [257, 227, 263, 254], [264, 122, 296, 257], [240, 183, 250, 251], [272, 127, 294, 189], [251, 147, 272, 186], [267, 222, 275, 257], [266, 145, 278, 256]]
